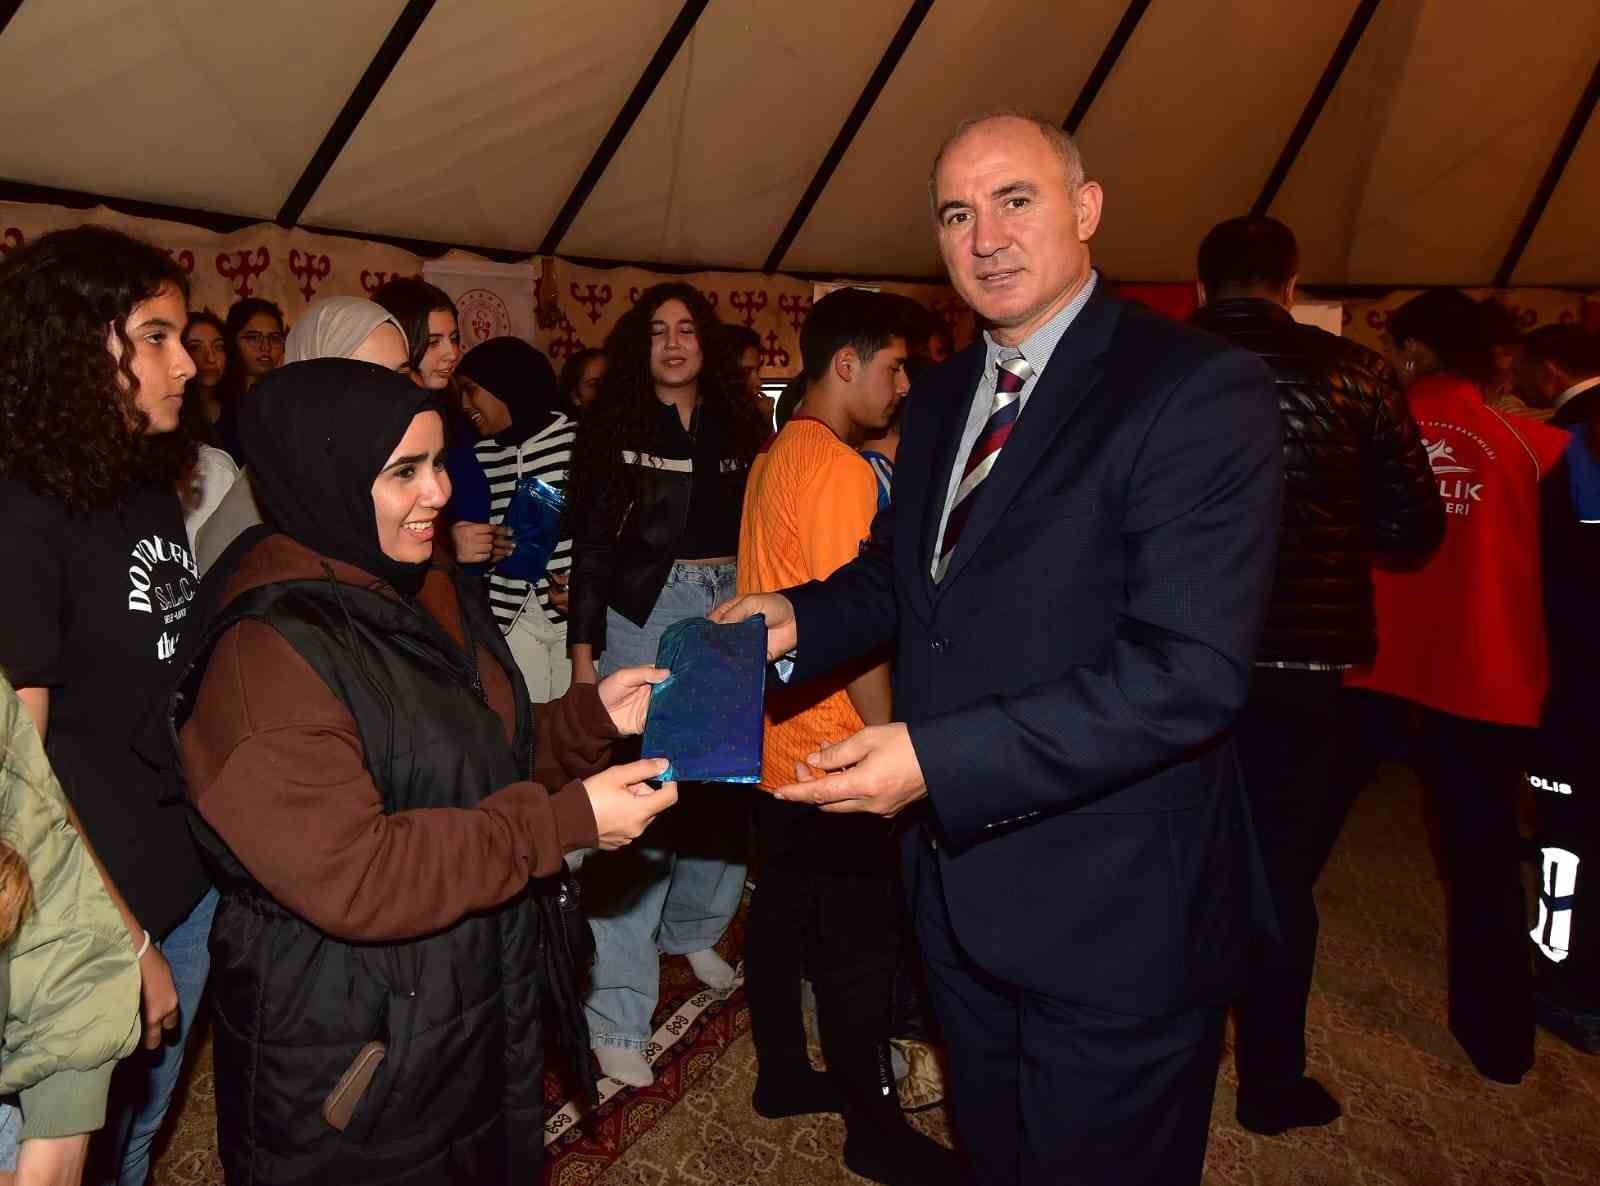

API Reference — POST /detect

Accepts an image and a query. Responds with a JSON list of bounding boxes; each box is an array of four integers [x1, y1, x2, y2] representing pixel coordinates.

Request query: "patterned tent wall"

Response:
[[4, 200, 1595, 382], [0, 200, 976, 379]]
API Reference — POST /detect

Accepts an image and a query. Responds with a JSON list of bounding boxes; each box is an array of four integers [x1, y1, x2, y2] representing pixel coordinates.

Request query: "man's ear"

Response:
[[833, 347, 857, 384], [1195, 281, 1207, 307], [1284, 273, 1299, 308], [1074, 180, 1104, 242]]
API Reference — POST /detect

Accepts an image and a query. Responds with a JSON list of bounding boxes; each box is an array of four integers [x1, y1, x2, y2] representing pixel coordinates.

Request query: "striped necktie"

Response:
[[935, 355, 1034, 581]]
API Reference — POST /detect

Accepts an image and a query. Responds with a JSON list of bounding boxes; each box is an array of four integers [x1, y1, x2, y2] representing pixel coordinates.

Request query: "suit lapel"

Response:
[[914, 345, 986, 604], [935, 285, 1123, 595]]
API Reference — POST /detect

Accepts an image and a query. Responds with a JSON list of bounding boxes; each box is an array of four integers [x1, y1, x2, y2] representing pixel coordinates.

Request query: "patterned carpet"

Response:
[[152, 765, 1600, 1184]]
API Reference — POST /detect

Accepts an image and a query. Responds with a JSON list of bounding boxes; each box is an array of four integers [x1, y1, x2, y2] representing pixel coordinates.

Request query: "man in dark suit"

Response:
[[714, 112, 1282, 1185]]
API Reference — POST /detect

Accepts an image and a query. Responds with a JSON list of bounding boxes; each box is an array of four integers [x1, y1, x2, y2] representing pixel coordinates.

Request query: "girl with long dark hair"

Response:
[[180, 309, 227, 438], [0, 225, 213, 1186], [371, 276, 462, 391], [214, 297, 286, 466], [567, 282, 769, 1086]]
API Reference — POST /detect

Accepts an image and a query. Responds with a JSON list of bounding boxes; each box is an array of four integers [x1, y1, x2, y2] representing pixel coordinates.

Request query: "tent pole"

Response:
[[276, 0, 438, 228], [1251, 0, 1380, 218], [761, 0, 935, 275], [1494, 54, 1600, 287], [536, 0, 711, 257], [1063, 0, 1152, 136]]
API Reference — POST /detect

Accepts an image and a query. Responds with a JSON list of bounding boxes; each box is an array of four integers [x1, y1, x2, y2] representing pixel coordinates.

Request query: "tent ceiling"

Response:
[[0, 0, 406, 219], [1, 0, 1596, 286]]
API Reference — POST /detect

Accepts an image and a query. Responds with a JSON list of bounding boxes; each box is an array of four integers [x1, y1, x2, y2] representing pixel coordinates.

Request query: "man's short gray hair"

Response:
[[928, 110, 1087, 214]]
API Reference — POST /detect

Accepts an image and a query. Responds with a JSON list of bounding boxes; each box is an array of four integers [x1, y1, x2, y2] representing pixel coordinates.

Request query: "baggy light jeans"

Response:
[[582, 563, 749, 1050]]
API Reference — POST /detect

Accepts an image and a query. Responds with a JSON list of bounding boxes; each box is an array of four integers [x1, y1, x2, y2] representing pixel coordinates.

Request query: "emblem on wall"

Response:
[[457, 287, 514, 347]]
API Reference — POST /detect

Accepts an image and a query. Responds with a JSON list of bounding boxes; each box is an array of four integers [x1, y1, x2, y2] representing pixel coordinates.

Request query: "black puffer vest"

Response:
[[170, 566, 585, 1186]]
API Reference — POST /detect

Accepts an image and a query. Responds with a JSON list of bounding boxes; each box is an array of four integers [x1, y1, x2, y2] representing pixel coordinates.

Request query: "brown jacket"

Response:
[[179, 535, 608, 942]]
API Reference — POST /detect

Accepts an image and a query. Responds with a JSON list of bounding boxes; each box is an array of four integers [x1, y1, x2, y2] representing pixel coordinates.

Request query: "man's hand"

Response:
[[771, 723, 927, 817], [710, 593, 797, 660], [451, 521, 513, 564], [138, 943, 180, 1050], [596, 666, 670, 736]]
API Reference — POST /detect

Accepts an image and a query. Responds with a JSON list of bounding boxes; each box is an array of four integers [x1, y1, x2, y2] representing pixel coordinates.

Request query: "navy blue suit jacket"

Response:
[[786, 284, 1283, 1016]]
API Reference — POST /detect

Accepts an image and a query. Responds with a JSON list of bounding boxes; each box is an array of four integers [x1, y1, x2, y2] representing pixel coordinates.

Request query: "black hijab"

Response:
[[456, 336, 562, 444], [239, 358, 442, 598]]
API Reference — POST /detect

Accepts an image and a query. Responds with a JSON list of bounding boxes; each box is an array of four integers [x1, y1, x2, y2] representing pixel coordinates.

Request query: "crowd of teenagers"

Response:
[[0, 109, 1596, 1186]]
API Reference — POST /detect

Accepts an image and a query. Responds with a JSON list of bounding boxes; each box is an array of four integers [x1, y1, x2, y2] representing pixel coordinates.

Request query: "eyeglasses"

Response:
[[238, 332, 285, 350]]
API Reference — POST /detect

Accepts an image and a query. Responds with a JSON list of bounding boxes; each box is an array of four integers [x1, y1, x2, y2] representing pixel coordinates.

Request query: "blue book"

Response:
[[495, 477, 564, 583], [641, 615, 766, 784]]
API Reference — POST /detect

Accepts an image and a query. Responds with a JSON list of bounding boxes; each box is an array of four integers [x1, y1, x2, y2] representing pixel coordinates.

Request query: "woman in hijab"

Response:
[[194, 296, 410, 574], [171, 359, 679, 1185], [448, 337, 577, 700]]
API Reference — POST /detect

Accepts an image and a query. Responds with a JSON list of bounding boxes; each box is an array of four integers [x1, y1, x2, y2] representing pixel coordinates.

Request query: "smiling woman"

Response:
[[373, 412, 451, 565], [444, 337, 576, 699], [0, 225, 214, 1186], [371, 276, 462, 391], [167, 357, 680, 1185]]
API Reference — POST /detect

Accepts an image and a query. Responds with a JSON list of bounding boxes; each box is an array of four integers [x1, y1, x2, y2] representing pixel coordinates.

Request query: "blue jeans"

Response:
[[96, 887, 218, 1186], [584, 564, 749, 1049], [0, 1094, 19, 1171]]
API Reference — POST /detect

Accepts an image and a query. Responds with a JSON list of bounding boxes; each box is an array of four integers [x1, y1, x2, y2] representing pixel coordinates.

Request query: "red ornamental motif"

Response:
[[288, 249, 332, 302], [571, 283, 613, 325], [456, 287, 514, 348], [161, 248, 195, 274], [629, 285, 717, 310], [778, 293, 811, 334], [729, 290, 767, 328], [1, 227, 23, 257], [548, 311, 587, 361], [1365, 308, 1391, 332], [758, 329, 790, 371], [360, 269, 421, 297], [217, 247, 270, 299]]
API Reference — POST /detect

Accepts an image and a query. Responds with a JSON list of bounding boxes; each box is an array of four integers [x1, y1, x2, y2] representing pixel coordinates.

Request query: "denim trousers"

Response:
[[94, 887, 218, 1186], [583, 563, 749, 1049]]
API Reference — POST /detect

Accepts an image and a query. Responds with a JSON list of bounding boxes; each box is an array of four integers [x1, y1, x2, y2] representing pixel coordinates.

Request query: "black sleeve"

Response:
[[567, 469, 621, 655], [0, 489, 67, 688], [1364, 366, 1446, 561]]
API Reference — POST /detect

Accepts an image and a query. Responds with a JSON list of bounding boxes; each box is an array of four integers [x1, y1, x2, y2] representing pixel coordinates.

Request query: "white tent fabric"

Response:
[[0, 0, 1595, 286]]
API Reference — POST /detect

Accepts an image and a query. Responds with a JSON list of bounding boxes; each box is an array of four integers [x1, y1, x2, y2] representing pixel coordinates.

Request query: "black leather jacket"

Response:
[[1191, 299, 1444, 665], [569, 404, 751, 654]]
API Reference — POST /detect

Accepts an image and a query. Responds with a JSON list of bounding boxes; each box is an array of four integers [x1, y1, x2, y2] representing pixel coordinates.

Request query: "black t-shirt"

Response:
[[0, 479, 210, 937], [668, 403, 747, 560]]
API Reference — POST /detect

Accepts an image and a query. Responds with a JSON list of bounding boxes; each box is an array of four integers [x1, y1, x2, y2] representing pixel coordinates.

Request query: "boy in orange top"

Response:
[[737, 290, 955, 1186]]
